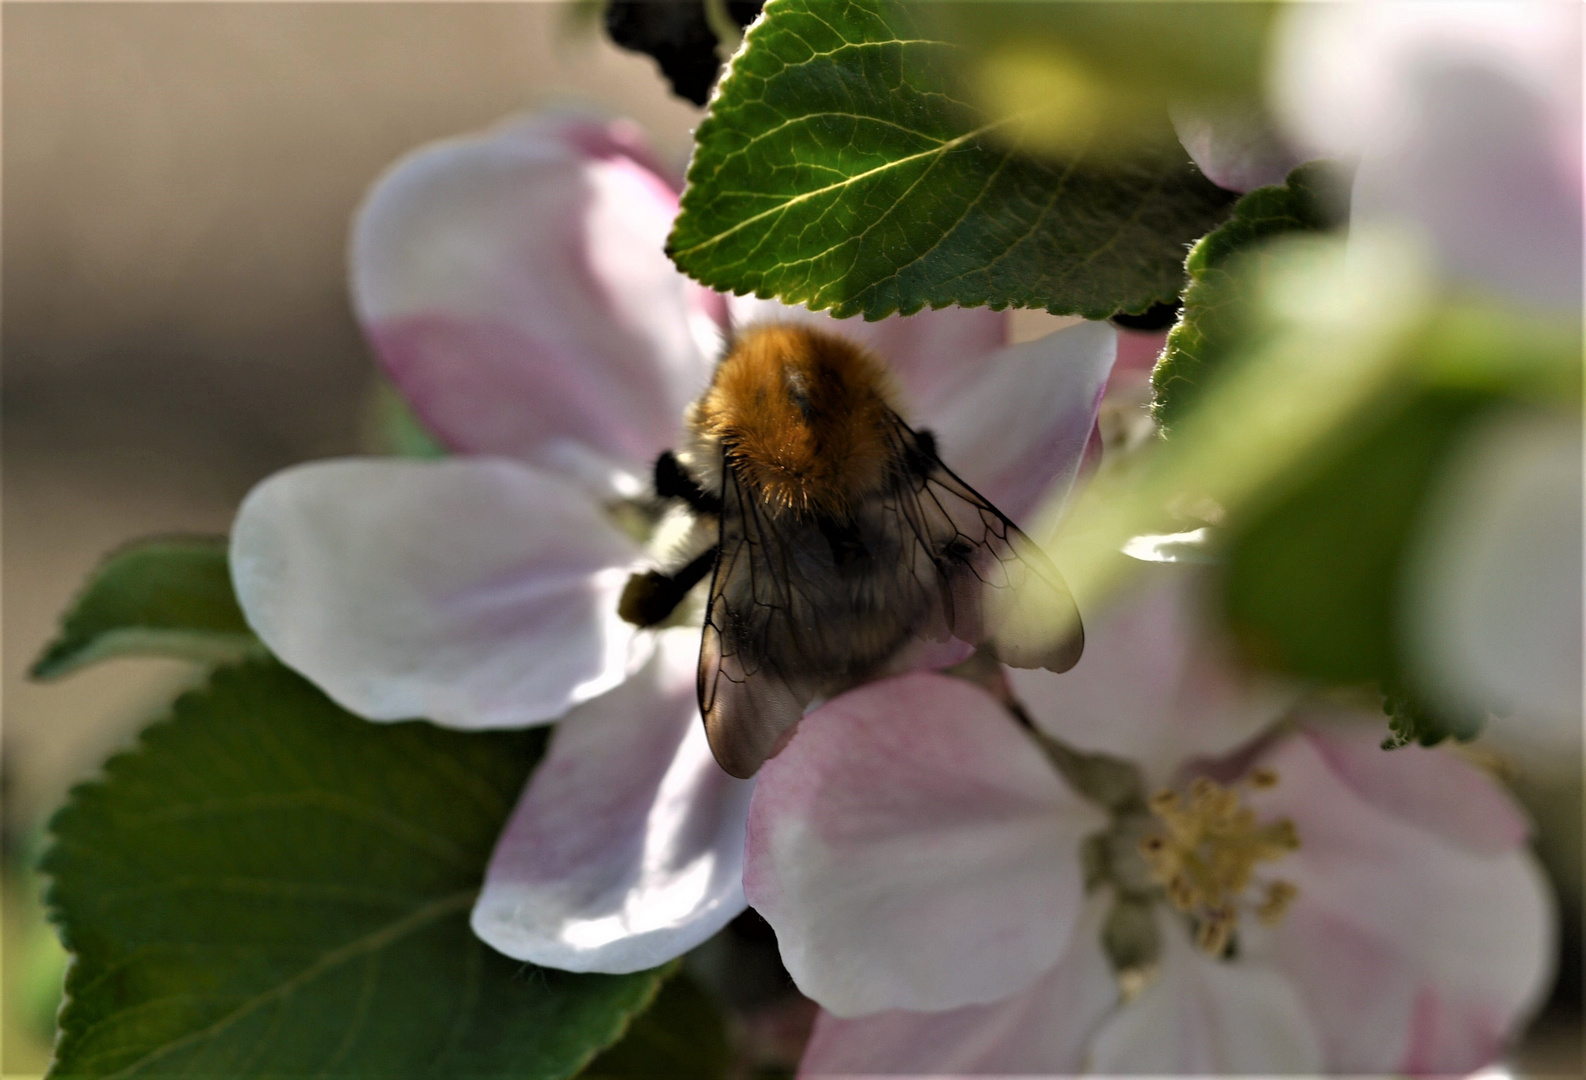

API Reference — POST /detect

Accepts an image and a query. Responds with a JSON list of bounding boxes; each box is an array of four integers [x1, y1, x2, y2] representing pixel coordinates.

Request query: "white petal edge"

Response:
[[471, 628, 752, 973], [231, 457, 649, 729]]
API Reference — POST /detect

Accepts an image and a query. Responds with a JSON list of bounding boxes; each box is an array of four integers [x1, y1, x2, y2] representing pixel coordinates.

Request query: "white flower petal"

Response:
[[920, 319, 1116, 522], [1088, 912, 1324, 1074], [797, 895, 1117, 1076], [745, 673, 1108, 1017], [471, 628, 752, 973], [1248, 729, 1554, 1073], [352, 113, 718, 493], [231, 457, 647, 729], [1008, 565, 1298, 787]]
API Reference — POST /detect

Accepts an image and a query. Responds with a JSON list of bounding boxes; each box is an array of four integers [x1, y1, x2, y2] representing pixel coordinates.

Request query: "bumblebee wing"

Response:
[[698, 467, 815, 779], [885, 418, 1084, 672]]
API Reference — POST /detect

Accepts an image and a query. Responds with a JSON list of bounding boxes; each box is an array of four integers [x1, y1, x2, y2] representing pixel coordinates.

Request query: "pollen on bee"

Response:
[[689, 324, 901, 518]]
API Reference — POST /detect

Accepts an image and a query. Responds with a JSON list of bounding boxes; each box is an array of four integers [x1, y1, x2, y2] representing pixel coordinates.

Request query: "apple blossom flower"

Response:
[[229, 111, 1118, 974], [747, 565, 1553, 1074]]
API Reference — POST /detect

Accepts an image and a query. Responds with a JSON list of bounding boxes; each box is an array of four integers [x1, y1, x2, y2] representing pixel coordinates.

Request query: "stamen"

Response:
[[1139, 771, 1301, 955]]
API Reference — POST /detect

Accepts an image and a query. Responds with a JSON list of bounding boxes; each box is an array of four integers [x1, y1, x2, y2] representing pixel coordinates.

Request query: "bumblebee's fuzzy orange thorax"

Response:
[[692, 324, 899, 518]]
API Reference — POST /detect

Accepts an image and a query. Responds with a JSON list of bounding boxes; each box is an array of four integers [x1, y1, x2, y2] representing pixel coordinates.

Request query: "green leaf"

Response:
[[1222, 391, 1491, 685], [667, 0, 1235, 319], [1380, 685, 1484, 750], [43, 661, 667, 1079], [578, 973, 730, 1079], [927, 2, 1279, 159], [365, 380, 448, 459], [1154, 161, 1349, 429], [31, 537, 264, 680]]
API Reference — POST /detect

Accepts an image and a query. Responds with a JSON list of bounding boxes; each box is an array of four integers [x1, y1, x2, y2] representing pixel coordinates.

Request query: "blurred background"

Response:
[[2, 5, 710, 1069], [2, 4, 1578, 1076]]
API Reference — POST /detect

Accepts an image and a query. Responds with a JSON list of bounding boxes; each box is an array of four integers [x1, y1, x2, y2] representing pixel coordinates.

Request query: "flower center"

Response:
[[1139, 771, 1300, 956]]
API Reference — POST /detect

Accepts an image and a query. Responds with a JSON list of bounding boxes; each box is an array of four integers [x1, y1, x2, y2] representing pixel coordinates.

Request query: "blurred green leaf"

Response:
[[668, 0, 1235, 319], [1155, 162, 1350, 428], [1222, 391, 1491, 684], [578, 972, 730, 1078], [1380, 685, 1484, 749], [928, 1, 1278, 157], [366, 380, 449, 458], [31, 537, 263, 680], [44, 661, 666, 1079]]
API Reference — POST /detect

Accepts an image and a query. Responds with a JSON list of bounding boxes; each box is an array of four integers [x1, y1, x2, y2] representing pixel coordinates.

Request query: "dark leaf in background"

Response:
[[578, 972, 730, 1078], [30, 536, 264, 680], [43, 661, 668, 1079], [667, 0, 1235, 319], [1380, 685, 1485, 749], [604, 0, 763, 107], [1154, 161, 1350, 429]]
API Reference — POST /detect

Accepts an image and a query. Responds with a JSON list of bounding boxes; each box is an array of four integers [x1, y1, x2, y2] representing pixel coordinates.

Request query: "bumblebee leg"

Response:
[[654, 450, 722, 516], [618, 546, 718, 627]]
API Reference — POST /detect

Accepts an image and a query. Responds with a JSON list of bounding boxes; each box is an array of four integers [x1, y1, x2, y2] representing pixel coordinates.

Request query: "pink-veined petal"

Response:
[[1246, 728, 1554, 1073], [919, 319, 1116, 522], [797, 895, 1117, 1077], [724, 295, 1008, 419], [471, 628, 752, 973], [1007, 565, 1298, 787], [745, 673, 1107, 1017], [1088, 912, 1324, 1074], [352, 113, 719, 495], [230, 457, 647, 729]]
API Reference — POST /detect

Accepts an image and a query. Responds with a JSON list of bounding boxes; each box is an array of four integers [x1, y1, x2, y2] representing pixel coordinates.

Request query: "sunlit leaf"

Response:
[[44, 661, 666, 1079]]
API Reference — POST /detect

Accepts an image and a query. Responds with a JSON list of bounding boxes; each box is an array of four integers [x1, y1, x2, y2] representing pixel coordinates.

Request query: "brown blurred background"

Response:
[[3, 4, 703, 1069]]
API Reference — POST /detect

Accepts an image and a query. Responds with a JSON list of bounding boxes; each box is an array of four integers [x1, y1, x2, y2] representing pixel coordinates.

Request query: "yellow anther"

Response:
[[1256, 880, 1298, 925], [1139, 772, 1301, 955], [1247, 766, 1279, 789]]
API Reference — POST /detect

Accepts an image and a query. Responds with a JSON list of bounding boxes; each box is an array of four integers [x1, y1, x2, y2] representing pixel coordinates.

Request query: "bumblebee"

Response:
[[620, 323, 1083, 778]]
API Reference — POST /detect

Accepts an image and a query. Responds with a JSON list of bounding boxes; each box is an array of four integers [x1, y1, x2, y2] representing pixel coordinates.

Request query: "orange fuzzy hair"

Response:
[[692, 324, 900, 519]]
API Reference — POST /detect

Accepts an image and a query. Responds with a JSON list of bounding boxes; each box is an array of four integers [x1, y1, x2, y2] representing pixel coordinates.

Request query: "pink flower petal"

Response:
[[230, 457, 647, 729], [352, 113, 719, 494], [1170, 102, 1302, 193], [919, 319, 1116, 521], [1274, 2, 1582, 309], [797, 896, 1117, 1076], [1248, 729, 1554, 1073], [1007, 565, 1297, 787], [471, 628, 753, 973], [1088, 913, 1324, 1073], [744, 673, 1107, 1017], [1298, 717, 1530, 854], [724, 296, 1007, 419]]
